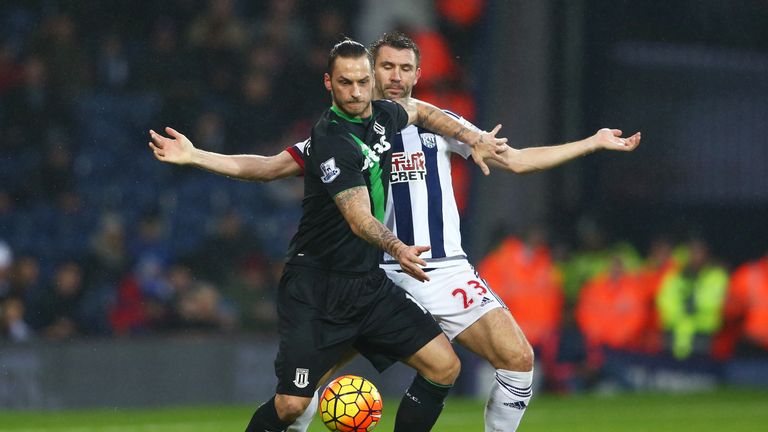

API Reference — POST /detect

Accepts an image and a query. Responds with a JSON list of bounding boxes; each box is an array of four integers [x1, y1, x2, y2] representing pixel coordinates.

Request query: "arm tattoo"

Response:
[[422, 106, 437, 123], [417, 103, 478, 145], [453, 125, 471, 142], [359, 216, 404, 258], [333, 187, 362, 212], [334, 187, 405, 258]]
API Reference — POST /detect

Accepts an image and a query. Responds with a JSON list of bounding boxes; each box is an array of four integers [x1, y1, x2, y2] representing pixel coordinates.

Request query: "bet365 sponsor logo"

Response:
[[360, 121, 391, 171], [390, 151, 426, 183]]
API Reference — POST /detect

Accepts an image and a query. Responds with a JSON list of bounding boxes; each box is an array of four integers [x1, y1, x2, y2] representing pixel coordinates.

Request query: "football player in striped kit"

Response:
[[149, 32, 640, 432]]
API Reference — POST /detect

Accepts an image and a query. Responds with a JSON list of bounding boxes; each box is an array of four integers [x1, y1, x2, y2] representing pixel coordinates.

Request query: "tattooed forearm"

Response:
[[416, 102, 479, 145], [334, 187, 405, 258], [421, 105, 437, 123], [396, 97, 485, 146], [453, 125, 471, 142], [359, 216, 405, 258]]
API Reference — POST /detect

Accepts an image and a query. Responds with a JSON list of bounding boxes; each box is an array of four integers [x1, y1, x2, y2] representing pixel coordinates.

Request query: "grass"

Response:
[[0, 388, 766, 431]]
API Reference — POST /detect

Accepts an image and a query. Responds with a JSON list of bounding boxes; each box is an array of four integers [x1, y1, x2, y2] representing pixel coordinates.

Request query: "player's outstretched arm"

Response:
[[148, 127, 302, 182], [395, 98, 507, 176], [333, 186, 431, 282], [490, 128, 642, 174]]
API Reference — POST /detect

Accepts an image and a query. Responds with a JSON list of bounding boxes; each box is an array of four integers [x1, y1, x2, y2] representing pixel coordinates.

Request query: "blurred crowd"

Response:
[[479, 220, 768, 391], [0, 1, 484, 340], [2, 1, 764, 387]]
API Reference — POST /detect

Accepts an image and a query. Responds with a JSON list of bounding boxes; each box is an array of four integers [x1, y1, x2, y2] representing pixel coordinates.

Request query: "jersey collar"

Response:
[[330, 104, 371, 124]]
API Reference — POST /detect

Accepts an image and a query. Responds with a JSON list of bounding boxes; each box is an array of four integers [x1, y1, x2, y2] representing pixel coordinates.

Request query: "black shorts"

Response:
[[274, 265, 443, 397]]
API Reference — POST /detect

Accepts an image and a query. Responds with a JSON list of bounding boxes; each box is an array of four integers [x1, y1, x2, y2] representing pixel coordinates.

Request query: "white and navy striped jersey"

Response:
[[382, 112, 477, 267], [287, 111, 476, 268]]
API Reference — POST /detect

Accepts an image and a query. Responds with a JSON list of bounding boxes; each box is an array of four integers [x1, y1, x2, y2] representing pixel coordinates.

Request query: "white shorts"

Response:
[[383, 261, 505, 341]]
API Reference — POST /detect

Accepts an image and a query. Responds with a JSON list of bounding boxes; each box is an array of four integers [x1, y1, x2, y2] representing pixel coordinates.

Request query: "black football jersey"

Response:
[[286, 100, 409, 273]]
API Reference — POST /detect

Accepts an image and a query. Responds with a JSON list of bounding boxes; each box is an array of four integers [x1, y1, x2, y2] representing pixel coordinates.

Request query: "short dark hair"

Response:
[[327, 38, 371, 73], [370, 32, 421, 67]]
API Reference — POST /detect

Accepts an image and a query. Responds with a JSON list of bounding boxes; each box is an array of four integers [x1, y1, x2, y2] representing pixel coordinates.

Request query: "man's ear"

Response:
[[324, 73, 332, 91], [414, 67, 422, 86]]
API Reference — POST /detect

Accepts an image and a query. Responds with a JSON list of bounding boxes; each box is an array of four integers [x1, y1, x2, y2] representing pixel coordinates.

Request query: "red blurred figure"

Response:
[[576, 257, 650, 352], [726, 253, 768, 354], [479, 229, 563, 351]]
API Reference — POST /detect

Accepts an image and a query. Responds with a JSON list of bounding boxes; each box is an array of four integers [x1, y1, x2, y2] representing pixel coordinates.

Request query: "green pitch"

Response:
[[0, 388, 765, 431]]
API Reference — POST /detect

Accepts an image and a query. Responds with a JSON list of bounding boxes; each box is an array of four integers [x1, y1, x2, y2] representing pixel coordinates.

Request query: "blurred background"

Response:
[[1, 0, 767, 413]]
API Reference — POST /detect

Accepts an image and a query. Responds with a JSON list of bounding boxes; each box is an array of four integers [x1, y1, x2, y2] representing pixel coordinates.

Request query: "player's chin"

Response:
[[343, 101, 367, 115]]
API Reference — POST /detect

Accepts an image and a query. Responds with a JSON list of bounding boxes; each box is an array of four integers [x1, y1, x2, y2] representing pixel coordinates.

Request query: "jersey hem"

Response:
[[380, 255, 468, 270]]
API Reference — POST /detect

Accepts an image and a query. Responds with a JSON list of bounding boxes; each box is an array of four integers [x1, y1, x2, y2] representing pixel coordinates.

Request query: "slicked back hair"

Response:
[[327, 38, 371, 75], [370, 31, 421, 67]]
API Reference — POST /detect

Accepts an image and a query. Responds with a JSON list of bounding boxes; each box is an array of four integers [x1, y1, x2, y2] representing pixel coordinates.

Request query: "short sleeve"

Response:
[[375, 99, 409, 132], [286, 138, 309, 171], [309, 134, 366, 197]]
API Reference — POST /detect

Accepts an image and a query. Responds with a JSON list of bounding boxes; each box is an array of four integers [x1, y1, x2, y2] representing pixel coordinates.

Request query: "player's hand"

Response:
[[148, 127, 196, 165], [395, 245, 431, 282], [592, 128, 641, 152], [470, 124, 508, 176]]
